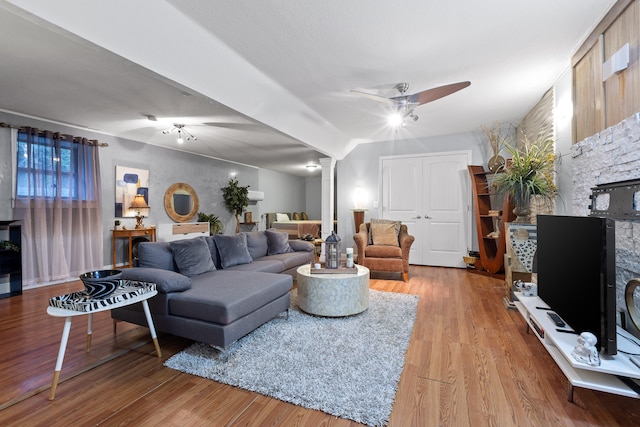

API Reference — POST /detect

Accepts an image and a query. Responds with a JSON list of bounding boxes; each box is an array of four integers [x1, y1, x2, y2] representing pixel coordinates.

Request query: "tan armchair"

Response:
[[354, 222, 415, 282]]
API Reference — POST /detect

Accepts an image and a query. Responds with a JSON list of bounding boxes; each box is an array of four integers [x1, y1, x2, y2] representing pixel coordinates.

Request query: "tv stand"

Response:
[[514, 292, 640, 401]]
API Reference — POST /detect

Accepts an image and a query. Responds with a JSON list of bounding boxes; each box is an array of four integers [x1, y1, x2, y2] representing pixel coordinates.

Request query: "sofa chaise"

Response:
[[111, 230, 314, 359]]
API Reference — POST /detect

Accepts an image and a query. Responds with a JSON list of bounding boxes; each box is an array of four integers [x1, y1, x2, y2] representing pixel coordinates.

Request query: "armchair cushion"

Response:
[[365, 245, 402, 258], [371, 221, 400, 246], [368, 218, 400, 244]]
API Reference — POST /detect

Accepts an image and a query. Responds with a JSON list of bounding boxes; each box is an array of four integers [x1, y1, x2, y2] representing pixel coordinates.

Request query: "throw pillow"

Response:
[[244, 231, 269, 259], [137, 242, 177, 271], [371, 221, 400, 246], [121, 267, 192, 293], [275, 213, 290, 222], [368, 218, 400, 245], [265, 229, 294, 255], [213, 234, 253, 268], [169, 237, 216, 277]]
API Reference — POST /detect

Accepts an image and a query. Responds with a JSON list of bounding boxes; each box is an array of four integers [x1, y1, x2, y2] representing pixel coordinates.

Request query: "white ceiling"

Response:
[[0, 0, 616, 176]]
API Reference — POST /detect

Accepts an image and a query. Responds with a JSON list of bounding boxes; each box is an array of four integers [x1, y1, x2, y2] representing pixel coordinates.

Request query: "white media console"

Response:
[[514, 291, 640, 401]]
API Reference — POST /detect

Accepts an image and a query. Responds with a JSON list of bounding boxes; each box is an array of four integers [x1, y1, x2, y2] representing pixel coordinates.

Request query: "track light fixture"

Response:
[[162, 124, 197, 144]]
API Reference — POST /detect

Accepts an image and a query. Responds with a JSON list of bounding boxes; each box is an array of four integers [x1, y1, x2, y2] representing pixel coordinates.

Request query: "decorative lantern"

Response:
[[325, 231, 342, 269]]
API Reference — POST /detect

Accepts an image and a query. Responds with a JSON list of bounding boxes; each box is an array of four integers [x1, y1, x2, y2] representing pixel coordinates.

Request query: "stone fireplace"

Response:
[[571, 112, 640, 312]]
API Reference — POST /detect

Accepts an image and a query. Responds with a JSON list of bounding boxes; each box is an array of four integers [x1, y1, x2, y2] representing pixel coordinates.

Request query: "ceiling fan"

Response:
[[351, 81, 471, 126]]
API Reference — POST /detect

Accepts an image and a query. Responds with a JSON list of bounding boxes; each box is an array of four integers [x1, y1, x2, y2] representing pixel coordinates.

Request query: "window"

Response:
[[16, 129, 97, 200]]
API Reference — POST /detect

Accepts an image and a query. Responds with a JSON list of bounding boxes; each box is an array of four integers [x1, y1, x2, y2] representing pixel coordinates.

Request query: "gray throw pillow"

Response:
[[121, 267, 192, 293], [169, 237, 216, 277], [265, 229, 293, 255], [244, 231, 269, 259], [213, 234, 253, 268], [137, 242, 177, 271]]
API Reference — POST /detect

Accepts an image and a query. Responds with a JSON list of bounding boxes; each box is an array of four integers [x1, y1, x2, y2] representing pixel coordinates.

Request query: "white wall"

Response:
[[553, 67, 574, 215], [336, 130, 487, 250]]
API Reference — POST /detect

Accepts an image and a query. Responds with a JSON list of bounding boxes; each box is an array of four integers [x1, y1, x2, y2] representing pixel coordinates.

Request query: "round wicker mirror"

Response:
[[164, 183, 199, 222]]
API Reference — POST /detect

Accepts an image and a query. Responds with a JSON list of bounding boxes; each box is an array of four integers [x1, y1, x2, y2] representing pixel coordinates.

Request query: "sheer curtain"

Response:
[[13, 127, 103, 286]]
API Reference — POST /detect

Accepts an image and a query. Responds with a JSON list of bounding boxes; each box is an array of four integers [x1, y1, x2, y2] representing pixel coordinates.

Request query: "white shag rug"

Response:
[[164, 289, 419, 427]]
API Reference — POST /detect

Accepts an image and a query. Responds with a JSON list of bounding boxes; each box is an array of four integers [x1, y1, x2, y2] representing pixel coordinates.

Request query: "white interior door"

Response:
[[382, 152, 470, 267], [381, 157, 423, 263]]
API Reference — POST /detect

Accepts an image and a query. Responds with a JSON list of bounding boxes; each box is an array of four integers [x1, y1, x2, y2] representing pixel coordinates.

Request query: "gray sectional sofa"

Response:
[[111, 230, 314, 359]]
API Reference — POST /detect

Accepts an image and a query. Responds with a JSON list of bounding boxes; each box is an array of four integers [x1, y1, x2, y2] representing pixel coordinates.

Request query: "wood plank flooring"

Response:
[[1, 266, 639, 426]]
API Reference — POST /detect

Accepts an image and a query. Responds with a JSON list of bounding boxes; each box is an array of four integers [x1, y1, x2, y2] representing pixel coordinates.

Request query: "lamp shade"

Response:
[[130, 194, 149, 209]]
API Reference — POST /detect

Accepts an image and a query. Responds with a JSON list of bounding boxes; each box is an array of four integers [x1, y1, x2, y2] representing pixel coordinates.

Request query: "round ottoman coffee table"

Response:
[[296, 264, 370, 317]]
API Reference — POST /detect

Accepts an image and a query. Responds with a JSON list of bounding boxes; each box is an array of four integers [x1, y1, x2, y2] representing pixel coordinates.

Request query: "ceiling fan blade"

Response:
[[400, 81, 471, 106], [349, 89, 395, 105]]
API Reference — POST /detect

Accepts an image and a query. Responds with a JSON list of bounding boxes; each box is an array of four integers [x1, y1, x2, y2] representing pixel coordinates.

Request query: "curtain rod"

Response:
[[0, 122, 109, 147]]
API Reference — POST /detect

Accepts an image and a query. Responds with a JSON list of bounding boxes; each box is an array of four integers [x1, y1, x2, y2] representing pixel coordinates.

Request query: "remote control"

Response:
[[547, 312, 566, 327]]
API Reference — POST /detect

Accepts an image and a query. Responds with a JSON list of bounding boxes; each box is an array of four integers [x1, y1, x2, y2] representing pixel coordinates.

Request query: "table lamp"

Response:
[[129, 194, 150, 229]]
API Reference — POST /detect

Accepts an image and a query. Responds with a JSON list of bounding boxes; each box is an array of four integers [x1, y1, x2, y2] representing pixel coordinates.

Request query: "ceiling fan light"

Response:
[[388, 112, 403, 127]]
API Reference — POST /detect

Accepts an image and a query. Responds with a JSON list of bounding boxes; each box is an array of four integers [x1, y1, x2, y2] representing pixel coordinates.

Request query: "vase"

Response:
[[487, 155, 505, 172], [512, 205, 531, 223]]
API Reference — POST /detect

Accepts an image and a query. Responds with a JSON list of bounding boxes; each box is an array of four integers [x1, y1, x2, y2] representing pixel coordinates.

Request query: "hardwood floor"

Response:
[[1, 266, 639, 426]]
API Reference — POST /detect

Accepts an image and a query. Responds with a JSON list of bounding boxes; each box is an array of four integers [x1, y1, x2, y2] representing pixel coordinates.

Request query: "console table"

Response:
[[112, 227, 156, 268], [514, 291, 640, 401], [47, 281, 161, 400]]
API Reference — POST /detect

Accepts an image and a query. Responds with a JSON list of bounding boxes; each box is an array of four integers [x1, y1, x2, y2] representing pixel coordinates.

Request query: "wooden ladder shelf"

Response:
[[468, 165, 515, 274]]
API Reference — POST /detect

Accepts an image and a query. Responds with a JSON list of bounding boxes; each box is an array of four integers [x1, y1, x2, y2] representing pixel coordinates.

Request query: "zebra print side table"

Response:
[[46, 281, 160, 400]]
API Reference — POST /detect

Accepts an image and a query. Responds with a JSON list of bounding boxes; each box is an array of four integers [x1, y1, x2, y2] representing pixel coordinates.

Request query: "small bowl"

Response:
[[79, 270, 122, 298]]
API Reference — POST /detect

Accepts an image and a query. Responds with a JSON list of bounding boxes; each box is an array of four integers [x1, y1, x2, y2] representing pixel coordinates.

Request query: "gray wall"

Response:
[[305, 175, 322, 219], [257, 168, 307, 229], [335, 131, 488, 250], [0, 111, 316, 277], [0, 127, 12, 219]]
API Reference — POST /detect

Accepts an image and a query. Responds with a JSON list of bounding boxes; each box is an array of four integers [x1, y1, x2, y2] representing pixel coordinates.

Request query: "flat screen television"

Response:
[[536, 214, 617, 355]]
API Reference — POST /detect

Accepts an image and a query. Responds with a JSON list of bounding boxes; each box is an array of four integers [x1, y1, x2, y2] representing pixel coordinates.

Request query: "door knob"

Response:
[[413, 215, 422, 219], [424, 215, 432, 219]]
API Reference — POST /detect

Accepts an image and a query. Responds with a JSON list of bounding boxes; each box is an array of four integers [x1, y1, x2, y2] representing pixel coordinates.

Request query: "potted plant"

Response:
[[491, 135, 557, 223], [197, 212, 223, 235], [221, 177, 249, 233], [0, 240, 19, 252]]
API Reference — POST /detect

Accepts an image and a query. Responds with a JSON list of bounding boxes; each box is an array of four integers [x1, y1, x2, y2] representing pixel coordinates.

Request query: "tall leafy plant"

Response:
[[492, 135, 556, 222], [221, 178, 249, 233]]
